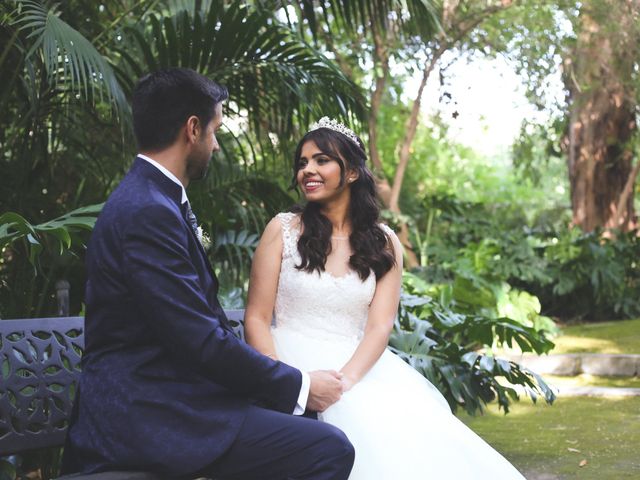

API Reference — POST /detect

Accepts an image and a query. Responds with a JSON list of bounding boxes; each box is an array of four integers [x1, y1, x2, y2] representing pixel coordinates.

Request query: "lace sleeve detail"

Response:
[[276, 212, 299, 258]]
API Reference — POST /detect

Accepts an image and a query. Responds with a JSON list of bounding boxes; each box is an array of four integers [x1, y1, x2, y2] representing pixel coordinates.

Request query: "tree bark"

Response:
[[612, 159, 640, 230], [564, 0, 639, 232]]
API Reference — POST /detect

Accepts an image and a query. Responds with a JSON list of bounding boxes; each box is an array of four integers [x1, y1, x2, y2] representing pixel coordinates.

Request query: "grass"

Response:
[[466, 319, 640, 478], [459, 396, 640, 479], [550, 318, 640, 354]]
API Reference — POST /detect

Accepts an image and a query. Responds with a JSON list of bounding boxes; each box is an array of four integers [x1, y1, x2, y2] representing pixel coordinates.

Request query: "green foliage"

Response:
[[0, 203, 102, 267], [0, 0, 368, 322], [292, 0, 440, 39], [188, 154, 296, 291], [6, 0, 128, 116], [402, 193, 556, 324], [409, 186, 640, 321], [211, 229, 260, 285], [0, 205, 101, 319], [390, 272, 556, 415], [511, 117, 566, 186], [0, 458, 16, 480], [117, 0, 365, 140], [465, 0, 576, 111], [540, 228, 640, 320]]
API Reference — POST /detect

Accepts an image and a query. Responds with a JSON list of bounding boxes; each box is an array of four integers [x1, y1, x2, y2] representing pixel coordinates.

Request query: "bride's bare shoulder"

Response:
[[259, 216, 284, 245]]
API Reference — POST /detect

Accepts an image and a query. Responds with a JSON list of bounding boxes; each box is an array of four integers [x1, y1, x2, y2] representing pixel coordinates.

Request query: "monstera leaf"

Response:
[[391, 277, 556, 415]]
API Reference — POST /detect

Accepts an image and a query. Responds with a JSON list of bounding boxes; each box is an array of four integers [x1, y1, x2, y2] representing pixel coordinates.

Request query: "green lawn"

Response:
[[550, 318, 640, 354], [460, 397, 640, 479], [467, 319, 640, 478]]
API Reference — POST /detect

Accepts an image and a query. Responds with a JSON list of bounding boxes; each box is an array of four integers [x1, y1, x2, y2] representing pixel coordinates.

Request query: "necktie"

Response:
[[185, 202, 199, 237]]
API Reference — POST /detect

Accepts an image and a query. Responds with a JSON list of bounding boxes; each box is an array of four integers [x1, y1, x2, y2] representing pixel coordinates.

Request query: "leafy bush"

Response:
[[408, 191, 640, 322], [390, 272, 556, 416], [539, 228, 640, 320], [0, 204, 102, 263], [0, 205, 102, 319], [406, 194, 553, 286]]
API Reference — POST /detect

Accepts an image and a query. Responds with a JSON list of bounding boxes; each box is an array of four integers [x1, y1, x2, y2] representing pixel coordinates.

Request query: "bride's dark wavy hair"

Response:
[[290, 127, 396, 281]]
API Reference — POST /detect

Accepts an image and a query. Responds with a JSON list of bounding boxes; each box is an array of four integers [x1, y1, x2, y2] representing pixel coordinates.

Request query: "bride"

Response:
[[244, 118, 526, 479]]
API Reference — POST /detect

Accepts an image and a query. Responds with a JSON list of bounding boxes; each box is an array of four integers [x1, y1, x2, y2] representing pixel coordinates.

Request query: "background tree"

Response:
[[473, 0, 640, 232], [564, 0, 639, 232]]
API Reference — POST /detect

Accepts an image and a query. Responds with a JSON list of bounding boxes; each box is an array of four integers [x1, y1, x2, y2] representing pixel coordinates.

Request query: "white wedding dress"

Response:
[[270, 213, 526, 479]]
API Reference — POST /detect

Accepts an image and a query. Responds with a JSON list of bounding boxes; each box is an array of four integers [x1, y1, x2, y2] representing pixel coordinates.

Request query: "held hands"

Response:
[[340, 373, 356, 393], [307, 370, 343, 412]]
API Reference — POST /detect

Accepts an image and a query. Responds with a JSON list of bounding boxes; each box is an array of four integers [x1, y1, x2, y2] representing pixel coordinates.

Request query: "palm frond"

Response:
[[293, 0, 441, 39], [11, 0, 128, 118], [117, 0, 365, 139], [211, 228, 260, 278], [190, 150, 295, 233]]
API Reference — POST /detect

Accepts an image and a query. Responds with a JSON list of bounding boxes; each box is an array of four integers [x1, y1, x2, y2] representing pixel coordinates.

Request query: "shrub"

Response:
[[390, 272, 556, 416], [539, 228, 640, 320]]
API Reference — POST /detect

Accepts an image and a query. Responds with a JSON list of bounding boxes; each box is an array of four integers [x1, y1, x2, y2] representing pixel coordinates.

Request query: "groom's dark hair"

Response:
[[132, 68, 228, 151]]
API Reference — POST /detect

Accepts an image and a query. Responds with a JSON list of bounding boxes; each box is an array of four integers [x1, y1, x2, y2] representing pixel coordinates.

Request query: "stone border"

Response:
[[501, 353, 640, 377], [555, 386, 640, 397]]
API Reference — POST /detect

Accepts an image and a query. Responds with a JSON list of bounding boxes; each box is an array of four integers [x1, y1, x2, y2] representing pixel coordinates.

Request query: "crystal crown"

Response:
[[308, 117, 360, 146]]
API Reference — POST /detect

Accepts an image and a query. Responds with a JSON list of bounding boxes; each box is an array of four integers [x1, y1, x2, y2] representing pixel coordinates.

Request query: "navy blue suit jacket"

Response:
[[62, 158, 302, 476]]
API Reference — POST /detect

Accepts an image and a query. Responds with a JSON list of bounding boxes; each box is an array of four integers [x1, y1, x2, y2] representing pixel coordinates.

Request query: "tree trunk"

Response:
[[612, 159, 640, 229], [388, 3, 509, 268], [388, 52, 441, 269], [368, 16, 420, 265], [369, 18, 394, 208], [565, 0, 639, 232]]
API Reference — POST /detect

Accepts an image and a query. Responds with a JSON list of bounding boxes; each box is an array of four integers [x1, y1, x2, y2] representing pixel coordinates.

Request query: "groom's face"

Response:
[[187, 102, 223, 181]]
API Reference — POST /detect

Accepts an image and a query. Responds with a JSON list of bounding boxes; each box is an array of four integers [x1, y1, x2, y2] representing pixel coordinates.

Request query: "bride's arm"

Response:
[[339, 231, 403, 391], [244, 217, 284, 360]]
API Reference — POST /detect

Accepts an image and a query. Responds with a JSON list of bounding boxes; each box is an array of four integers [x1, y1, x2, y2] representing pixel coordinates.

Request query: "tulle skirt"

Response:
[[272, 326, 526, 479]]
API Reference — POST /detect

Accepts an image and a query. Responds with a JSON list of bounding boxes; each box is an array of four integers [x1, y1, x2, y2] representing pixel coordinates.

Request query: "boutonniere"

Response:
[[196, 225, 213, 250]]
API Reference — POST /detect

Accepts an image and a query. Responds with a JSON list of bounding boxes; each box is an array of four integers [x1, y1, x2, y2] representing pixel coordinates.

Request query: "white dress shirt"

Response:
[[137, 154, 310, 414]]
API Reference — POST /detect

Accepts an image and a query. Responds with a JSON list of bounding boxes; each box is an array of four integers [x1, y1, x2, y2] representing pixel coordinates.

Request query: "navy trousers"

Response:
[[200, 405, 355, 480]]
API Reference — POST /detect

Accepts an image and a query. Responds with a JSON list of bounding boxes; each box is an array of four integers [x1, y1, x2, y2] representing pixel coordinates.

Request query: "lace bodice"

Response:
[[274, 212, 394, 342]]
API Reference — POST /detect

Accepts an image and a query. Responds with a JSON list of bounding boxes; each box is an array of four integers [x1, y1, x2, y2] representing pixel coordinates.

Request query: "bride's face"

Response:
[[296, 140, 350, 202]]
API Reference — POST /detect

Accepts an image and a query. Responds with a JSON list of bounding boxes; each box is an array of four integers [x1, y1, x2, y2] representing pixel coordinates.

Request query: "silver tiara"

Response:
[[308, 117, 359, 146]]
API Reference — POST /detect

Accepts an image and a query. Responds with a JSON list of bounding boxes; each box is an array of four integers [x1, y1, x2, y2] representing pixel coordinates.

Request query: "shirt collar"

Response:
[[138, 154, 189, 204]]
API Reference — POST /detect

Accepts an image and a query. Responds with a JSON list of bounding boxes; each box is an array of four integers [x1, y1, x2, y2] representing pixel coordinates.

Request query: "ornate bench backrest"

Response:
[[0, 310, 245, 456], [0, 317, 84, 455]]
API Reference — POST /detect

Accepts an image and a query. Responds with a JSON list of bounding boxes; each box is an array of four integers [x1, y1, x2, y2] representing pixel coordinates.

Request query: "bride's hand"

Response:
[[340, 373, 356, 392]]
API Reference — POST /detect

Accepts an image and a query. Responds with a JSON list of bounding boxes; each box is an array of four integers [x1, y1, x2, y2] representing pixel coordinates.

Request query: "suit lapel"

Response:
[[181, 205, 219, 284], [134, 157, 221, 290]]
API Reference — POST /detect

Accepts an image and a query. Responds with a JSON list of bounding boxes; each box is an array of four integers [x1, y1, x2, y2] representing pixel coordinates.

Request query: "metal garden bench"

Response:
[[0, 311, 246, 479]]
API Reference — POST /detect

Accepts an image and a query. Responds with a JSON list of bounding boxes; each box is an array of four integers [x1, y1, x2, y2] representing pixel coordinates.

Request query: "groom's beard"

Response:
[[186, 154, 211, 181]]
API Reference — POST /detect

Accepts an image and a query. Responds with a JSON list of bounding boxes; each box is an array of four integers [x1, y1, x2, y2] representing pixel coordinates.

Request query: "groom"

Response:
[[62, 68, 354, 479]]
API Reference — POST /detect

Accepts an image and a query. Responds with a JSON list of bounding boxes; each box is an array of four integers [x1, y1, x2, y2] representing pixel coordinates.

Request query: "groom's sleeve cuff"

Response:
[[292, 371, 310, 415]]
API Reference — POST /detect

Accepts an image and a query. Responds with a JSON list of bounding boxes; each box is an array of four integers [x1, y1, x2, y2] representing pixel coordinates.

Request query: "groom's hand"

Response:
[[306, 370, 343, 412]]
